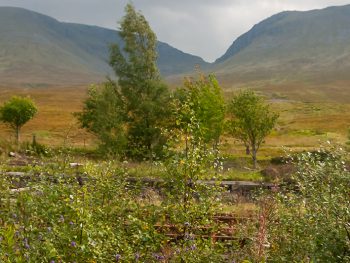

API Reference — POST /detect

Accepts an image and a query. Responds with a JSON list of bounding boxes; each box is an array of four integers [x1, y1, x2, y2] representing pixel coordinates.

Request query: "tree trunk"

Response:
[[252, 147, 257, 169], [15, 126, 20, 145]]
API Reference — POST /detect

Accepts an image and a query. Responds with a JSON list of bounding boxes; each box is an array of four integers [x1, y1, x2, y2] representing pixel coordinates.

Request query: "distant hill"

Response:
[[213, 4, 350, 94], [0, 7, 208, 86], [2, 5, 350, 102]]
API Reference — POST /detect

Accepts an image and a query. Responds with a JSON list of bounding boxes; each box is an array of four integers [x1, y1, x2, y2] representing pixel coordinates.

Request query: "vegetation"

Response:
[[227, 90, 279, 168], [92, 3, 171, 159], [0, 78, 227, 262], [1, 3, 350, 262], [175, 73, 225, 150], [1, 142, 348, 261], [266, 146, 350, 262], [0, 96, 37, 144], [75, 82, 126, 156]]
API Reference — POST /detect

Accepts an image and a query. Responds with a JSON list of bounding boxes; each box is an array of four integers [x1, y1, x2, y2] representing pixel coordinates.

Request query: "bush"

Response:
[[266, 145, 350, 262]]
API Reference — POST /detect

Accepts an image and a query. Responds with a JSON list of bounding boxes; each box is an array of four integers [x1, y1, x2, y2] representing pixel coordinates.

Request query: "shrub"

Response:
[[267, 145, 350, 262]]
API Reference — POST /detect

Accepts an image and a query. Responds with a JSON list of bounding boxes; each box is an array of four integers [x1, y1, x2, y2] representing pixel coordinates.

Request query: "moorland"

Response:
[[0, 3, 349, 263]]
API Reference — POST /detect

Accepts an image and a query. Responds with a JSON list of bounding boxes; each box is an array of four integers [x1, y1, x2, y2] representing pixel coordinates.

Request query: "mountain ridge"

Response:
[[0, 6, 209, 85], [215, 4, 350, 71], [2, 4, 350, 102]]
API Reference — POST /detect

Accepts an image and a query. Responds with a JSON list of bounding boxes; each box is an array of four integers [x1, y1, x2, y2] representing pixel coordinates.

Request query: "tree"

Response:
[[76, 81, 127, 155], [227, 90, 278, 169], [176, 73, 225, 149], [0, 96, 37, 144], [109, 3, 170, 159]]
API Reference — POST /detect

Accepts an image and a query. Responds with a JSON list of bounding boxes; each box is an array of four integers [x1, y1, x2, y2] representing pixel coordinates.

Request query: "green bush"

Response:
[[0, 155, 227, 261], [266, 145, 350, 262]]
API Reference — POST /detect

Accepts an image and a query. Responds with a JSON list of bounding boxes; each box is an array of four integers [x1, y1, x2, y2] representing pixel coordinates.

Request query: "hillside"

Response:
[[213, 5, 350, 101], [0, 7, 208, 86]]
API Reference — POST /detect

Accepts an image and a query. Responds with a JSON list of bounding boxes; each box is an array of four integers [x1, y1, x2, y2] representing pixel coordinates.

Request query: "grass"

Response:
[[0, 85, 96, 147], [0, 84, 349, 160], [220, 170, 264, 181]]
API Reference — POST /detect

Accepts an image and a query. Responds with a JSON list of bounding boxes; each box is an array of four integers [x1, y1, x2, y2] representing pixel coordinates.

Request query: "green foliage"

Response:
[[0, 79, 228, 261], [0, 162, 163, 262], [175, 73, 225, 148], [110, 4, 158, 86], [227, 90, 278, 168], [266, 146, 350, 262], [76, 81, 127, 156], [0, 158, 225, 261], [0, 96, 37, 143], [108, 3, 171, 159], [161, 87, 226, 262]]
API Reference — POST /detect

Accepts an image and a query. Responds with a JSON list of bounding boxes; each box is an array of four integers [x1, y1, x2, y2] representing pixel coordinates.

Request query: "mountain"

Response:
[[2, 4, 350, 102], [213, 5, 350, 101], [0, 7, 208, 86]]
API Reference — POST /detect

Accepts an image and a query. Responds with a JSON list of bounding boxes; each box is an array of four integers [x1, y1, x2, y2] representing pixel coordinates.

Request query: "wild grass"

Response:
[[0, 85, 349, 159]]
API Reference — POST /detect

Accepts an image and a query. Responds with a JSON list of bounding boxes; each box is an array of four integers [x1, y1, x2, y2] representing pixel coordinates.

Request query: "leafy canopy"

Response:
[[108, 3, 170, 159], [110, 4, 159, 86], [227, 90, 278, 167], [78, 4, 170, 159], [0, 96, 37, 129], [0, 96, 37, 143], [76, 81, 126, 155], [176, 73, 225, 146]]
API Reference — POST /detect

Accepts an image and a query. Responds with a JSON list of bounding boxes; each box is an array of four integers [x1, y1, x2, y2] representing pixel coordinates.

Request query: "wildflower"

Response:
[[153, 253, 165, 261], [69, 221, 74, 226], [115, 254, 121, 262], [190, 244, 196, 251], [71, 241, 77, 247], [24, 238, 30, 249], [184, 233, 194, 241], [50, 261, 55, 263], [135, 252, 140, 261]]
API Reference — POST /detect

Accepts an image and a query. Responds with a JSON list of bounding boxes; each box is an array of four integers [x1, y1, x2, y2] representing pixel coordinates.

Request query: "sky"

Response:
[[0, 0, 350, 62]]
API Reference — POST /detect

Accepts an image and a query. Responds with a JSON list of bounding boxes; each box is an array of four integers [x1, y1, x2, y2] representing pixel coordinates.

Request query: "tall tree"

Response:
[[227, 90, 278, 169], [0, 96, 37, 144], [109, 4, 170, 159]]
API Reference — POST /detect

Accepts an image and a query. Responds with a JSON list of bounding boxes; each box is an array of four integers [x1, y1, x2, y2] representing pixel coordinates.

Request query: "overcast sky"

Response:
[[0, 0, 350, 61]]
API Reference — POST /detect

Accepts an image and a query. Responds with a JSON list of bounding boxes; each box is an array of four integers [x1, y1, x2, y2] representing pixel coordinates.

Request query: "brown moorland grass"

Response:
[[0, 85, 96, 147], [0, 84, 348, 156]]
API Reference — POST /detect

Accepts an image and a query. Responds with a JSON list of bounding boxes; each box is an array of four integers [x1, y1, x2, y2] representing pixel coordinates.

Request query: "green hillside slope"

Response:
[[214, 5, 350, 86], [0, 7, 208, 85]]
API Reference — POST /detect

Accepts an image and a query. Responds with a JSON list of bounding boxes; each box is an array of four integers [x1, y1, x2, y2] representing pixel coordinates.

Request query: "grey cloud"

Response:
[[0, 0, 349, 61]]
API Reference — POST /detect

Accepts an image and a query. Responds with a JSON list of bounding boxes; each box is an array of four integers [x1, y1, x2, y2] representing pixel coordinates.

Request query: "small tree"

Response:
[[0, 96, 37, 144], [175, 73, 225, 150], [227, 90, 278, 169]]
